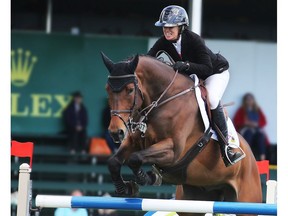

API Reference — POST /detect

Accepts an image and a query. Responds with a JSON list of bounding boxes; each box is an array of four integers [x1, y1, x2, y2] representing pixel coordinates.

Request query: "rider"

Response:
[[147, 5, 245, 167]]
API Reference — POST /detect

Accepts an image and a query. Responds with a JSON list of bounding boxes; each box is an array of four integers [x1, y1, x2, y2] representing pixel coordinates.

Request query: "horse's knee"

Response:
[[127, 153, 143, 169], [108, 155, 122, 173]]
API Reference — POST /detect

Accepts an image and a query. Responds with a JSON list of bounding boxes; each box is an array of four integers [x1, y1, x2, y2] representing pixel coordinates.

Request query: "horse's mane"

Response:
[[119, 54, 175, 73], [138, 54, 193, 83], [119, 54, 191, 83], [138, 54, 176, 74]]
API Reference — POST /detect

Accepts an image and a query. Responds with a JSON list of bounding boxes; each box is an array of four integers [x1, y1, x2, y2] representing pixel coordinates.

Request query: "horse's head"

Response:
[[101, 52, 143, 144]]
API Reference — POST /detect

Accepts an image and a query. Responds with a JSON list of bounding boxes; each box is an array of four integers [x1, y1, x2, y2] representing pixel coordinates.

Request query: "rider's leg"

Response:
[[205, 70, 245, 166], [211, 103, 245, 166]]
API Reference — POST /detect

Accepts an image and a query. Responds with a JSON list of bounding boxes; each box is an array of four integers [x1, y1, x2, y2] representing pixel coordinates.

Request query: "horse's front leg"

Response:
[[108, 145, 139, 197], [127, 138, 175, 186]]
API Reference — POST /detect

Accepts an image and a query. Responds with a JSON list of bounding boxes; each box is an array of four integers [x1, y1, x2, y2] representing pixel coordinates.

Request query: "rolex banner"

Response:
[[11, 32, 148, 136]]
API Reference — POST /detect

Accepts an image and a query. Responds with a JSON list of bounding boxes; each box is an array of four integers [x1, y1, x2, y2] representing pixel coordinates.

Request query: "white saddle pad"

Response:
[[190, 74, 240, 148]]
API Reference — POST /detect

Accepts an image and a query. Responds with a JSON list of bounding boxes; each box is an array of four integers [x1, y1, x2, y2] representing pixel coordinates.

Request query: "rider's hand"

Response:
[[173, 61, 190, 72]]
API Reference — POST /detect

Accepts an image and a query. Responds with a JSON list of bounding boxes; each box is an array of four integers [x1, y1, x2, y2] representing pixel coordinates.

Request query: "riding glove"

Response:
[[173, 61, 190, 72]]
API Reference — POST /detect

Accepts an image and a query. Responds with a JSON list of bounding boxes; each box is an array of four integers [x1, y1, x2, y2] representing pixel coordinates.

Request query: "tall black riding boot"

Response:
[[211, 103, 245, 167]]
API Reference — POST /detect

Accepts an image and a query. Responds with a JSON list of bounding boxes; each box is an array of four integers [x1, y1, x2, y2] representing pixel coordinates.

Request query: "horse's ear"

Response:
[[101, 52, 114, 73], [128, 54, 139, 74]]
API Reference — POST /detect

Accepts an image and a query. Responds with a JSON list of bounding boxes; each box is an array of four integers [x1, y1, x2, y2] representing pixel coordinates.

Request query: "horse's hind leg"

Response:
[[234, 138, 262, 216], [175, 185, 222, 216]]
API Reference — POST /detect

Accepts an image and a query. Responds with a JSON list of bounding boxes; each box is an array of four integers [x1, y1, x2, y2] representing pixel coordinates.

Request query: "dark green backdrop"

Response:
[[11, 32, 148, 136]]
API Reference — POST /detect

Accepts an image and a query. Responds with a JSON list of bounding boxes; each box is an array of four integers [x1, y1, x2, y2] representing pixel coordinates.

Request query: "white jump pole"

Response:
[[16, 163, 32, 216]]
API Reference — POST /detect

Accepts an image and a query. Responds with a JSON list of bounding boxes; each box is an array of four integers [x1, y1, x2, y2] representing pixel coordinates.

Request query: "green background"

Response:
[[11, 32, 149, 136]]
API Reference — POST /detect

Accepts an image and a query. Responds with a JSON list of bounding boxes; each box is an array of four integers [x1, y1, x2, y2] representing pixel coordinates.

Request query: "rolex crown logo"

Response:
[[11, 48, 38, 87]]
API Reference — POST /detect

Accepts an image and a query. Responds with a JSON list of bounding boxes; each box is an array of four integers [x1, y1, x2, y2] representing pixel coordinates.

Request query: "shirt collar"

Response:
[[172, 34, 182, 55]]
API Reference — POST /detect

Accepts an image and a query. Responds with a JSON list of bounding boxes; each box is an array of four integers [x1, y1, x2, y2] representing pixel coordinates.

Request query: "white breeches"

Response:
[[205, 70, 230, 110]]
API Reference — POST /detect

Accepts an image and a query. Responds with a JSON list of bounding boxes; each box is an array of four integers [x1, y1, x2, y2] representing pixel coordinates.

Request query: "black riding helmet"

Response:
[[155, 5, 189, 27], [155, 5, 189, 40]]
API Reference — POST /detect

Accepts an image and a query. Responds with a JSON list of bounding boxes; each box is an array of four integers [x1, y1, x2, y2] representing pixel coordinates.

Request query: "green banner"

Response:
[[11, 32, 148, 136]]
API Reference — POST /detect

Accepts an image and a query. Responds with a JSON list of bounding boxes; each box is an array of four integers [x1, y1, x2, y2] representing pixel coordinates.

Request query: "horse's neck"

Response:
[[137, 57, 204, 133], [137, 57, 181, 106]]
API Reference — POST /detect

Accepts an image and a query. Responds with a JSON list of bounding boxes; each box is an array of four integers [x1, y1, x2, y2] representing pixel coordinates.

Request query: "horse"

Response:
[[101, 52, 262, 216]]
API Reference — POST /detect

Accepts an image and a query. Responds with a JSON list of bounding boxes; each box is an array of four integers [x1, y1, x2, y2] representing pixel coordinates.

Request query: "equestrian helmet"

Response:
[[155, 5, 189, 27]]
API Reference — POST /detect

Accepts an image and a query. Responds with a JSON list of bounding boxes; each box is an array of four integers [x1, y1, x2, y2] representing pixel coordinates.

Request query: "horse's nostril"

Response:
[[117, 129, 125, 140], [117, 129, 124, 135], [108, 129, 125, 144]]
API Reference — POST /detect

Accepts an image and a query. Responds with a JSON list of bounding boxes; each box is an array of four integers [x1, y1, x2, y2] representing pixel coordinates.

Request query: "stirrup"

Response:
[[223, 145, 246, 167]]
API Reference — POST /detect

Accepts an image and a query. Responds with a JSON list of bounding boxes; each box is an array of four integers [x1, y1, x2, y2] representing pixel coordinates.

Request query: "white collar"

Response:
[[172, 35, 182, 55]]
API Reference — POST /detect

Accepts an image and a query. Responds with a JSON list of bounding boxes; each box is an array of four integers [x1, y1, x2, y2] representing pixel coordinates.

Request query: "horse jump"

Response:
[[16, 163, 277, 216], [35, 195, 277, 215]]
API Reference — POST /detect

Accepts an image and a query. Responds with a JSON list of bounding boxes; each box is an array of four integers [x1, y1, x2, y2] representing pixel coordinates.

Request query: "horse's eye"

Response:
[[127, 88, 134, 95]]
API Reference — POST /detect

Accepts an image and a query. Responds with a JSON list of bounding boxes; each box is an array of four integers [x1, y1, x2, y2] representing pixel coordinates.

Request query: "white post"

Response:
[[188, 0, 203, 35], [266, 180, 277, 204], [17, 163, 31, 216], [46, 0, 53, 33]]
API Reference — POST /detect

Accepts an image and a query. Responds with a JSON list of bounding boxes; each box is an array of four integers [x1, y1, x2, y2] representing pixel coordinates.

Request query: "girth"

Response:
[[154, 128, 212, 184]]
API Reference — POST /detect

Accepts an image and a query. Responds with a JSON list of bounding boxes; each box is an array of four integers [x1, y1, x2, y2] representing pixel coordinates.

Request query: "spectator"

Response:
[[233, 93, 269, 160], [63, 91, 88, 154], [102, 103, 118, 153], [54, 190, 88, 216]]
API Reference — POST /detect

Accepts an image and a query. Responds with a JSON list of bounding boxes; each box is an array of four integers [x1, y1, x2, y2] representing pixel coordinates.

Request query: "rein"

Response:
[[139, 70, 179, 117], [139, 70, 200, 119], [134, 72, 199, 137]]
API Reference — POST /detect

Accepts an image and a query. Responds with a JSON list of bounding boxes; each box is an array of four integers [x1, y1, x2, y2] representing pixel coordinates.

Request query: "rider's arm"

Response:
[[147, 36, 167, 57], [179, 34, 213, 79]]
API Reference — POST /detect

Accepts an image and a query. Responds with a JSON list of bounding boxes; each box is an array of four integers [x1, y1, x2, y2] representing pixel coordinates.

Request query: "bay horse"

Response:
[[101, 52, 262, 216]]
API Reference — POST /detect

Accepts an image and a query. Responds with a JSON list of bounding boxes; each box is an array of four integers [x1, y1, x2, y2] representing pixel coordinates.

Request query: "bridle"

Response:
[[108, 74, 146, 136], [108, 69, 200, 138], [108, 74, 143, 114]]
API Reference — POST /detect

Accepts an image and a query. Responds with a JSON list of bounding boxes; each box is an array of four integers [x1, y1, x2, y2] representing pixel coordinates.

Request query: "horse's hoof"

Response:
[[147, 171, 162, 186], [124, 180, 139, 197], [151, 164, 163, 186], [135, 169, 150, 186]]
